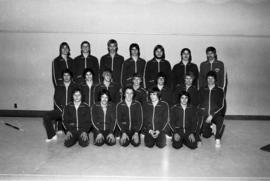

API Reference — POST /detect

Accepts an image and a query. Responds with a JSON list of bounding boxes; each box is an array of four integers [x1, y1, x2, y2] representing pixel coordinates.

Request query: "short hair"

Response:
[[132, 73, 142, 79], [149, 87, 161, 99], [129, 43, 140, 56], [206, 71, 217, 81], [98, 89, 111, 102], [71, 88, 83, 101], [59, 42, 70, 56], [80, 41, 90, 54], [83, 68, 95, 79], [153, 44, 165, 59], [107, 39, 118, 52], [61, 69, 73, 78], [185, 72, 195, 80], [155, 72, 167, 85], [180, 48, 192, 61], [178, 91, 191, 104], [122, 86, 135, 100]]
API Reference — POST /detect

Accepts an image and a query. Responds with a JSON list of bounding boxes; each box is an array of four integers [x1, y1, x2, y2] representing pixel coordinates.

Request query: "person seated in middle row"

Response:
[[117, 86, 143, 147], [170, 91, 197, 149], [91, 89, 117, 146]]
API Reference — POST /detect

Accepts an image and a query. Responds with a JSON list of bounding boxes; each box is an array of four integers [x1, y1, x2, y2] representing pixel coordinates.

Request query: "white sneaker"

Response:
[[56, 130, 65, 135], [215, 139, 221, 148], [45, 135, 57, 143], [210, 124, 216, 136], [197, 141, 202, 147]]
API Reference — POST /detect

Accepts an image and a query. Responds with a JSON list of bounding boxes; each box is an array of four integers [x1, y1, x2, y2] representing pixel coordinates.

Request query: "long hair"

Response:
[[59, 42, 70, 56], [153, 44, 165, 59], [129, 43, 140, 57], [107, 39, 118, 52], [181, 48, 192, 62], [80, 41, 91, 54]]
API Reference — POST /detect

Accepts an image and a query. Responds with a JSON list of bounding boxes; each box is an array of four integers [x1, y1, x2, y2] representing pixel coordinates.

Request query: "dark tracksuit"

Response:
[[170, 104, 197, 149], [52, 56, 74, 87], [73, 54, 99, 84], [134, 87, 148, 105], [100, 53, 124, 85], [93, 82, 121, 104], [173, 84, 199, 107], [144, 58, 171, 89], [171, 61, 199, 90], [80, 82, 97, 107], [43, 82, 77, 139], [143, 101, 169, 148], [121, 57, 146, 87], [63, 102, 91, 147], [199, 59, 227, 116], [158, 86, 173, 106], [198, 86, 225, 140], [91, 102, 117, 146], [116, 100, 143, 147]]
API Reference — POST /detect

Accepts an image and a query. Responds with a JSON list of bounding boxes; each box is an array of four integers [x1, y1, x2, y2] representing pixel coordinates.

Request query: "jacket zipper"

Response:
[[128, 106, 131, 131], [152, 105, 155, 130]]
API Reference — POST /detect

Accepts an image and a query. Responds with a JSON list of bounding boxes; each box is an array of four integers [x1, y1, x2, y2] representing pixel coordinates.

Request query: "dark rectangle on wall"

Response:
[[0, 110, 270, 120]]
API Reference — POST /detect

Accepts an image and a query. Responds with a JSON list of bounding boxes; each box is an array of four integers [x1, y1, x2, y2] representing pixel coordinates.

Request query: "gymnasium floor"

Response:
[[0, 117, 269, 181]]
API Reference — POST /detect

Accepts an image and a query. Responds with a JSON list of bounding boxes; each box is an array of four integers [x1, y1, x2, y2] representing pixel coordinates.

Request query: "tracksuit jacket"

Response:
[[73, 54, 100, 84], [80, 82, 97, 107], [116, 100, 143, 133], [121, 57, 146, 87], [93, 82, 121, 104], [198, 86, 224, 117], [158, 86, 173, 106], [170, 104, 197, 135], [53, 82, 78, 113], [63, 102, 91, 133], [91, 102, 116, 134], [143, 101, 169, 132], [134, 87, 148, 105], [52, 56, 74, 86], [144, 58, 171, 89], [173, 84, 199, 107], [100, 53, 124, 84], [171, 61, 199, 90], [199, 60, 227, 90]]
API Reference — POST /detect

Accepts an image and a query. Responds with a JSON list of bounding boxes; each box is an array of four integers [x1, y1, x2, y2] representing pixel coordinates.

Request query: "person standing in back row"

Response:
[[144, 45, 171, 89], [73, 41, 99, 84], [100, 39, 124, 85]]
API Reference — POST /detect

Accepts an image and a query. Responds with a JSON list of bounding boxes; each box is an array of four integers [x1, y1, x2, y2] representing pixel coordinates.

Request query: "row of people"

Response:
[[44, 68, 225, 148], [53, 40, 227, 92]]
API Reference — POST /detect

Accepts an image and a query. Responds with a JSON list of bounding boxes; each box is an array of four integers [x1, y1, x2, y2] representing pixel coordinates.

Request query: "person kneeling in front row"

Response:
[[91, 89, 116, 146], [63, 88, 91, 147], [170, 91, 197, 149]]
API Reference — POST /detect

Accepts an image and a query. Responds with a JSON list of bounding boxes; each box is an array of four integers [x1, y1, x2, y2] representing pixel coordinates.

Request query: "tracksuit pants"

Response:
[[202, 114, 224, 139], [119, 131, 141, 147], [43, 110, 65, 139], [64, 130, 89, 147], [172, 133, 197, 149], [144, 131, 166, 148], [93, 130, 116, 146]]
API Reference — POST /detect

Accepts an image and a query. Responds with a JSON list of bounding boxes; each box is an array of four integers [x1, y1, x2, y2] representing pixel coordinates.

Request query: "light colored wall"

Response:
[[0, 0, 270, 115]]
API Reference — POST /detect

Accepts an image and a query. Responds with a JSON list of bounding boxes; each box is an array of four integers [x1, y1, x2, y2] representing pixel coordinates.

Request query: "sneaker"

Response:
[[197, 141, 202, 147], [45, 135, 57, 143], [56, 130, 65, 135], [215, 139, 221, 148], [210, 124, 216, 136]]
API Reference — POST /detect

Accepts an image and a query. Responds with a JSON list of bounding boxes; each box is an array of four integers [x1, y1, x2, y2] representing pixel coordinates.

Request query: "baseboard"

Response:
[[0, 110, 269, 120]]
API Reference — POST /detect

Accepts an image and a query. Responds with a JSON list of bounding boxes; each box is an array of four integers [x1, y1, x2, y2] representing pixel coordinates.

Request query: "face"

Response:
[[133, 77, 141, 87], [85, 71, 93, 82], [180, 95, 188, 106], [131, 47, 139, 57], [185, 76, 193, 87], [73, 91, 82, 103], [103, 72, 112, 82], [61, 45, 70, 56], [81, 43, 90, 54], [150, 92, 159, 102], [125, 89, 134, 102], [207, 76, 216, 86], [108, 43, 117, 54], [207, 51, 216, 61], [157, 77, 165, 86], [155, 48, 163, 59], [181, 50, 190, 61], [101, 94, 108, 106], [63, 73, 71, 83]]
